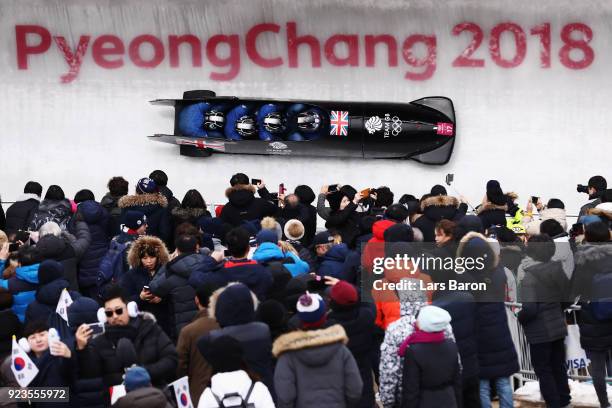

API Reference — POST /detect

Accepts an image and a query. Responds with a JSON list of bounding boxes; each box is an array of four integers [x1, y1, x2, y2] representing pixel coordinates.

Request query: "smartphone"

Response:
[[143, 285, 150, 291], [251, 178, 261, 186], [15, 230, 30, 243], [224, 249, 231, 257], [8, 243, 19, 252], [307, 275, 327, 291], [279, 183, 286, 195], [531, 196, 539, 205], [86, 322, 105, 336], [445, 173, 454, 186], [328, 184, 339, 193]]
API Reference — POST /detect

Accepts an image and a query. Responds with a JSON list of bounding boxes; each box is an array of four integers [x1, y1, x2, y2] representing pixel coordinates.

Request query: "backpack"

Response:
[[589, 271, 612, 321], [212, 381, 255, 408], [96, 238, 131, 298]]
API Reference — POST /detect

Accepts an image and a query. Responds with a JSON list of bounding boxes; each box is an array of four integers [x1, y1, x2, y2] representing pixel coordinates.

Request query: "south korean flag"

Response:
[[11, 336, 38, 387], [56, 288, 74, 323]]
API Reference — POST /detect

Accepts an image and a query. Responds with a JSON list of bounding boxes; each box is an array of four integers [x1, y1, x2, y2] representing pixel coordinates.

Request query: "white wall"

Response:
[[1, 0, 609, 215]]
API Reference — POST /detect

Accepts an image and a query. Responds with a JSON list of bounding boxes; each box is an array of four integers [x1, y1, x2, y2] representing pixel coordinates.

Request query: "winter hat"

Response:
[[294, 185, 316, 205], [0, 287, 13, 309], [38, 260, 64, 285], [384, 223, 414, 243], [326, 191, 343, 212], [454, 215, 484, 241], [124, 366, 151, 392], [67, 297, 100, 328], [136, 177, 157, 194], [124, 210, 147, 230], [486, 180, 506, 206], [459, 235, 497, 272], [256, 229, 278, 245], [430, 185, 447, 196], [261, 217, 283, 241], [256, 299, 288, 329], [284, 276, 309, 312], [240, 219, 261, 237], [214, 284, 256, 327], [417, 306, 452, 333], [330, 281, 358, 307], [385, 204, 410, 223], [311, 230, 334, 247], [284, 219, 305, 241], [296, 292, 326, 324], [201, 335, 244, 373]]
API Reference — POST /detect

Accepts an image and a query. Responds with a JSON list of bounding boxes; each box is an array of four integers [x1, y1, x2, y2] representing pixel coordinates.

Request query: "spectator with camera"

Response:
[[101, 176, 129, 236], [220, 173, 278, 227], [578, 176, 607, 217]]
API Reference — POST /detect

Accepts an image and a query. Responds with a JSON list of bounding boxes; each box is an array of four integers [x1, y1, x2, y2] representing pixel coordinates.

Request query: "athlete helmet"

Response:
[[236, 115, 257, 137], [297, 111, 321, 131], [263, 112, 284, 133], [203, 110, 225, 130]]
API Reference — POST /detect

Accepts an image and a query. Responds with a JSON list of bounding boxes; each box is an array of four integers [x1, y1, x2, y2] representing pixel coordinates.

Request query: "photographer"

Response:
[[325, 190, 364, 249], [578, 175, 607, 217]]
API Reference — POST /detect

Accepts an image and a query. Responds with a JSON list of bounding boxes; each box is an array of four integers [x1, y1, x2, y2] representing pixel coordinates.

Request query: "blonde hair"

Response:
[[278, 240, 298, 256], [0, 230, 8, 246]]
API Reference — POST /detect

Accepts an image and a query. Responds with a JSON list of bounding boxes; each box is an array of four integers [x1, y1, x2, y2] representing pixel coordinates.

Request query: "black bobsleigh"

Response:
[[149, 90, 456, 164]]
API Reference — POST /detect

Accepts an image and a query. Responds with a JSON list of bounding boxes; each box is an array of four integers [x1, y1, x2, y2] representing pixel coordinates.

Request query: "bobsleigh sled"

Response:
[[148, 90, 456, 164]]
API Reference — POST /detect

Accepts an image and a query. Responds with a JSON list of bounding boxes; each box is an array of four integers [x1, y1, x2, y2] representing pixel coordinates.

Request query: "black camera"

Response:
[[577, 184, 589, 194]]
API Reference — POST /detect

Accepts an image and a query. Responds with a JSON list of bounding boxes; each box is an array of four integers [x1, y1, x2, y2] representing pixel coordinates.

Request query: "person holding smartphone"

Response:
[[324, 190, 363, 249]]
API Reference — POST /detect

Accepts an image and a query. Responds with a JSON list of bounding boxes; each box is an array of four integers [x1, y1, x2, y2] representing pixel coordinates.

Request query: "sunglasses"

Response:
[[104, 308, 124, 318]]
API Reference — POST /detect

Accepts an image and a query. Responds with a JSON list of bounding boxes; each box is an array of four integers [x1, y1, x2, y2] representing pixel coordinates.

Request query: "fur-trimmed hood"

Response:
[[477, 202, 507, 214], [225, 184, 256, 208], [127, 236, 170, 268], [420, 195, 459, 211], [575, 243, 612, 266], [456, 231, 500, 269], [587, 207, 612, 221], [207, 282, 259, 326], [171, 206, 208, 220], [118, 193, 168, 209], [272, 324, 348, 358]]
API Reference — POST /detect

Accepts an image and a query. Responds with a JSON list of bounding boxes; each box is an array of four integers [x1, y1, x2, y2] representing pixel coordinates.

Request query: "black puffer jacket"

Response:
[[36, 222, 91, 291], [328, 304, 376, 408], [325, 202, 361, 249], [571, 243, 612, 301], [220, 184, 278, 227], [518, 260, 568, 345], [77, 313, 177, 402], [148, 253, 200, 340], [412, 195, 467, 242], [118, 193, 171, 244], [433, 291, 479, 380], [5, 194, 39, 233], [74, 201, 110, 290], [477, 202, 510, 231], [28, 199, 73, 231], [101, 193, 124, 236]]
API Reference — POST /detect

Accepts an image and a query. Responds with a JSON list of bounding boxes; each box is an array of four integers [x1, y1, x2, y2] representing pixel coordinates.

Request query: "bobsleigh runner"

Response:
[[148, 90, 456, 164]]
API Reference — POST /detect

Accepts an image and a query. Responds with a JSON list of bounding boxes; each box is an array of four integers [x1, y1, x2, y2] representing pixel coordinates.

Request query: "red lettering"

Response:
[[16, 25, 51, 69], [54, 35, 90, 84], [128, 35, 165, 68], [286, 22, 321, 68], [92, 35, 125, 69], [324, 35, 359, 66], [559, 23, 594, 70], [530, 23, 551, 68], [206, 35, 240, 81], [452, 22, 485, 67], [168, 35, 202, 68], [365, 35, 398, 67], [402, 34, 437, 81], [246, 23, 282, 68], [489, 23, 526, 68]]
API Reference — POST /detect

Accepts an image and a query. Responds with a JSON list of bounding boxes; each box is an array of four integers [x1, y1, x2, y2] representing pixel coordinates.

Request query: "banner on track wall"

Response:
[[0, 0, 608, 213]]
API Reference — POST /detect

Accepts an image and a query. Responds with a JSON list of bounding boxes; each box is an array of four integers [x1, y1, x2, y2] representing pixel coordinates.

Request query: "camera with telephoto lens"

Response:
[[577, 184, 589, 194]]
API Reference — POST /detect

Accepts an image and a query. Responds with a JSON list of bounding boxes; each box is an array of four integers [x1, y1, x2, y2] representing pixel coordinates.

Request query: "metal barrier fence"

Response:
[[505, 302, 612, 388]]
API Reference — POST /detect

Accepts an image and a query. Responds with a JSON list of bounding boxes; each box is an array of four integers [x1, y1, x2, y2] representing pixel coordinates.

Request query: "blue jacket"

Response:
[[253, 242, 309, 277], [317, 244, 361, 284], [0, 263, 40, 322], [25, 278, 81, 325], [75, 201, 110, 289]]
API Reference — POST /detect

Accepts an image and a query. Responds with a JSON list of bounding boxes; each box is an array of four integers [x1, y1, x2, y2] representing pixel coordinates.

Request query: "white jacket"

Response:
[[197, 370, 275, 408]]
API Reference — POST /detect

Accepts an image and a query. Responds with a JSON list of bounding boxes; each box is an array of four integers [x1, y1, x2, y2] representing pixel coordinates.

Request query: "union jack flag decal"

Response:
[[330, 111, 349, 136], [177, 138, 226, 151]]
